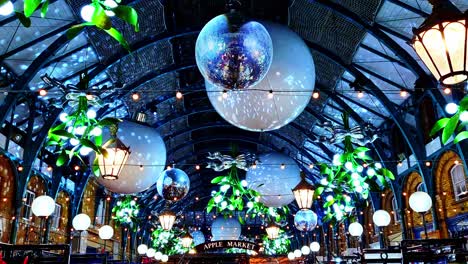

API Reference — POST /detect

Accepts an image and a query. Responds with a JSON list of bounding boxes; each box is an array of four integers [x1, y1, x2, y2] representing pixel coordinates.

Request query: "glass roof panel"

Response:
[[4, 34, 60, 75], [376, 0, 425, 38]]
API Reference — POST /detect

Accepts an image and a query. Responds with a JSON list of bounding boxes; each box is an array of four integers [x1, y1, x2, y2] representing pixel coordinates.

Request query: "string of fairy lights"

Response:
[[11, 156, 468, 173], [0, 85, 464, 100]]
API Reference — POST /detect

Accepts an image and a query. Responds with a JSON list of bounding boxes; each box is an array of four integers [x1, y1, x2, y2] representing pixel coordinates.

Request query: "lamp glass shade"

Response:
[[294, 249, 302, 258], [301, 245, 310, 255], [98, 225, 114, 240], [372, 210, 391, 227], [159, 209, 176, 230], [146, 248, 156, 258], [292, 173, 315, 209], [409, 191, 432, 213], [411, 3, 467, 86], [161, 254, 169, 262], [31, 195, 56, 217], [265, 223, 280, 240], [137, 244, 148, 255], [181, 233, 193, 248], [310, 241, 320, 252], [348, 222, 364, 237], [287, 252, 295, 260], [97, 137, 131, 180], [72, 213, 91, 231], [155, 251, 163, 260]]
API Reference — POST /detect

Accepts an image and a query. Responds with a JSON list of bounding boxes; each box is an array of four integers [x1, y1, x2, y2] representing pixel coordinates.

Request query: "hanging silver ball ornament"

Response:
[[206, 21, 315, 131], [156, 168, 190, 201], [294, 209, 318, 232], [195, 13, 273, 90]]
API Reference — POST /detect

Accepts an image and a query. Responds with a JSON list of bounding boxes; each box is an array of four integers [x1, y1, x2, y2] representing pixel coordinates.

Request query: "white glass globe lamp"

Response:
[[409, 191, 432, 213], [137, 244, 148, 255], [348, 222, 364, 237], [31, 195, 56, 217], [372, 210, 391, 227], [98, 225, 114, 240], [72, 213, 91, 231], [310, 241, 320, 252]]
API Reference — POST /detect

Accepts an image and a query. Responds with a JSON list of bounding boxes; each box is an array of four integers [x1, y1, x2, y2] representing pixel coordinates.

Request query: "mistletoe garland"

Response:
[[262, 231, 291, 256], [112, 196, 140, 228], [45, 73, 120, 167], [430, 95, 468, 144], [207, 166, 259, 221], [315, 113, 395, 223], [151, 227, 188, 256], [206, 165, 289, 224], [7, 0, 138, 50]]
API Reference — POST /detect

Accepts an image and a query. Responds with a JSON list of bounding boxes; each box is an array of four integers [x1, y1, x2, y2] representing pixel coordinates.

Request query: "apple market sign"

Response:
[[195, 240, 260, 252]]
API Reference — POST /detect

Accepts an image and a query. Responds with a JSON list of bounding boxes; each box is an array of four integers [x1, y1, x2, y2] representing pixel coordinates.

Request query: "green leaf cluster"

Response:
[[206, 166, 259, 222], [430, 95, 468, 144], [262, 231, 291, 255], [17, 0, 139, 50], [45, 94, 120, 168], [111, 196, 140, 228], [151, 227, 188, 256], [206, 166, 289, 224], [315, 114, 395, 223]]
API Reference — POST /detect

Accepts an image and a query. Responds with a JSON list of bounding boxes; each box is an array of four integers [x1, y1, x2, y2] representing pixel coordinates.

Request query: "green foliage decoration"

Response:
[[17, 0, 139, 50], [430, 95, 468, 144], [206, 165, 289, 224], [262, 231, 290, 255], [151, 227, 188, 256], [111, 196, 140, 228], [45, 75, 120, 167], [315, 113, 395, 223]]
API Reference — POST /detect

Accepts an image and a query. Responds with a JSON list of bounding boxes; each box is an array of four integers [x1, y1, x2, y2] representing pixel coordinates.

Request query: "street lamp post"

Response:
[[372, 210, 391, 249], [409, 192, 433, 239]]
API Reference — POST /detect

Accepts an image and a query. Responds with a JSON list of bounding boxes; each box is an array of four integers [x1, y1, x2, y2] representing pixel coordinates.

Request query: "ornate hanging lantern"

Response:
[[292, 172, 315, 209], [181, 232, 193, 248], [265, 223, 280, 240], [411, 0, 468, 85], [159, 209, 176, 231], [96, 124, 131, 180]]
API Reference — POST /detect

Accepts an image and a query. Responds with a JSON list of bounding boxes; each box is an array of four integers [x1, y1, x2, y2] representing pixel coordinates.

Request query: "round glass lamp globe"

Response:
[[0, 1, 14, 16], [348, 222, 364, 237], [287, 252, 295, 260], [294, 249, 302, 258], [372, 210, 391, 227], [155, 251, 163, 260], [137, 244, 148, 255], [161, 254, 169, 262], [301, 245, 311, 255], [31, 195, 56, 217], [146, 248, 156, 258], [98, 225, 114, 240], [72, 213, 91, 231], [310, 241, 320, 252], [294, 209, 318, 232], [409, 191, 432, 213]]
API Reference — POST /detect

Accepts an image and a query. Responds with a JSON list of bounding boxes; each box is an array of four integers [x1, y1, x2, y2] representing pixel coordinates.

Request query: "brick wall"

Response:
[[0, 155, 15, 243], [433, 150, 468, 238], [17, 175, 46, 244]]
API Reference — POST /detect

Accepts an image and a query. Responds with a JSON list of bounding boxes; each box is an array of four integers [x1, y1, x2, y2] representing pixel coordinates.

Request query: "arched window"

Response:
[[450, 164, 467, 201]]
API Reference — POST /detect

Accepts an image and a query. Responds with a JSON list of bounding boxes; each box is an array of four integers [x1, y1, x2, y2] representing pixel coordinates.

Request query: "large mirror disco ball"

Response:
[[191, 230, 205, 246], [156, 168, 190, 201], [211, 217, 241, 241], [195, 13, 273, 90], [294, 209, 317, 232], [207, 22, 315, 132], [96, 120, 166, 194], [246, 152, 301, 207]]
